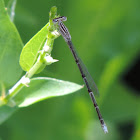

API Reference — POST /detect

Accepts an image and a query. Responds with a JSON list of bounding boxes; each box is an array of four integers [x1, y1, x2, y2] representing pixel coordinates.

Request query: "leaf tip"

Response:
[[49, 6, 57, 20]]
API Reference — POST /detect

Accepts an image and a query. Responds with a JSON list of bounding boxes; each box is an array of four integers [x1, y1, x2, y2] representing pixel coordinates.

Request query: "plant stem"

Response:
[[4, 57, 43, 103], [26, 58, 42, 78], [0, 6, 60, 107]]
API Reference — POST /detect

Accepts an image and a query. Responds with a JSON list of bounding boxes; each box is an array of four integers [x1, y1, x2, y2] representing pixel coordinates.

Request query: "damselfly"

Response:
[[53, 16, 108, 133]]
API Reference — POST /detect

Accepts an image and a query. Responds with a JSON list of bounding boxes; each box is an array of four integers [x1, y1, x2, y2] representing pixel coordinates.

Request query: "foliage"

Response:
[[0, 0, 82, 128], [0, 0, 140, 140]]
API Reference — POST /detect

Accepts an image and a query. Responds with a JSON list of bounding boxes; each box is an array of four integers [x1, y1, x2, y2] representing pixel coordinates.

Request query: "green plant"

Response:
[[0, 0, 82, 124], [0, 0, 140, 139]]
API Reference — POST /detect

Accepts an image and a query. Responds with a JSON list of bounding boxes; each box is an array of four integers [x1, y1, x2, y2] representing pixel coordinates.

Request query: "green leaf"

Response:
[[19, 23, 49, 72], [0, 78, 82, 124], [14, 77, 83, 107], [0, 0, 23, 87]]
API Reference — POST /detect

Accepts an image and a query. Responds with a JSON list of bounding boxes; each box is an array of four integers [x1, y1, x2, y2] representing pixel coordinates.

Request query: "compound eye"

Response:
[[61, 16, 67, 21], [53, 18, 58, 23]]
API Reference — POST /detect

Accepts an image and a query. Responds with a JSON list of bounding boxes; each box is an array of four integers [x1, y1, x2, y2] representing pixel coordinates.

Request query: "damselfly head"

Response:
[[53, 16, 67, 23]]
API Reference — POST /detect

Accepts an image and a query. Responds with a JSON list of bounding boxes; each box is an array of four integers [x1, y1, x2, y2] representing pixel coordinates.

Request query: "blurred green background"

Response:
[[1, 0, 140, 139]]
